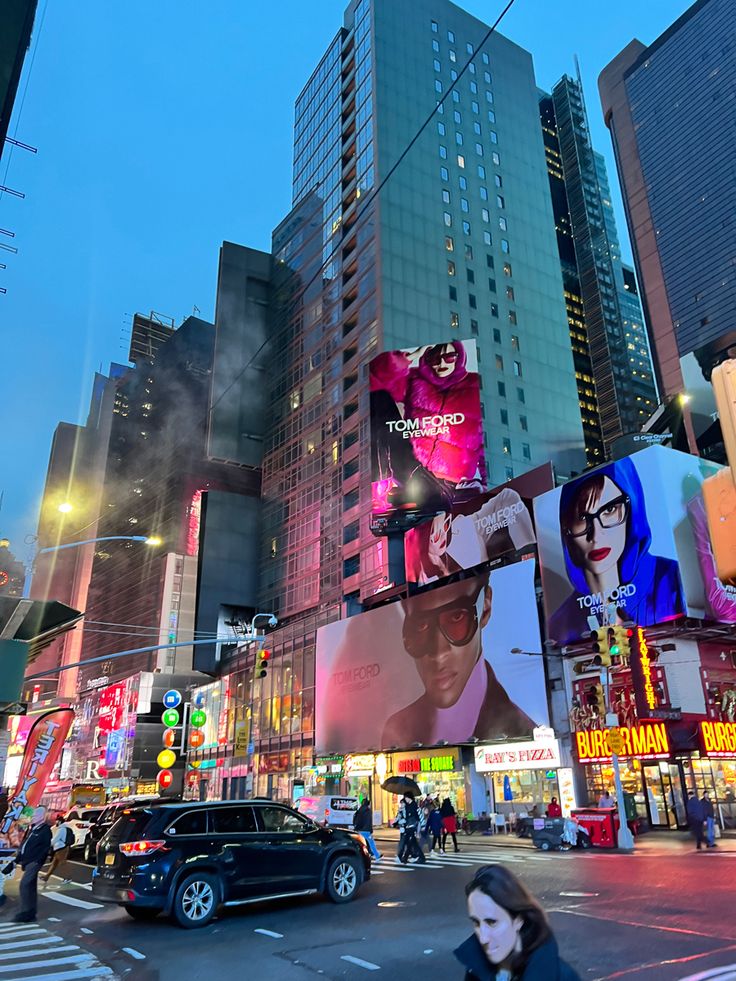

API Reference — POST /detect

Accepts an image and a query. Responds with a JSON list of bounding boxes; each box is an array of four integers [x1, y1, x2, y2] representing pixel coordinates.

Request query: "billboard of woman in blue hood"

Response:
[[539, 457, 685, 645]]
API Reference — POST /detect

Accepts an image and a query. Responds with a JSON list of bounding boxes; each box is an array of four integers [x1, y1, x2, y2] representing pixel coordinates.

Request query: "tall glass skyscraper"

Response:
[[224, 0, 588, 797]]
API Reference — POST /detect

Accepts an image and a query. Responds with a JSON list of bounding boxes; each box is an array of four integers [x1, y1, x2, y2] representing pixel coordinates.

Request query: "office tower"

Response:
[[221, 0, 588, 797], [539, 75, 657, 459], [0, 0, 38, 162], [77, 314, 261, 691], [599, 0, 734, 417]]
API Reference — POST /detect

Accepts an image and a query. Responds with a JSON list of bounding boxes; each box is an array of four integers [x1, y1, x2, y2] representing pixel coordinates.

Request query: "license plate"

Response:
[[105, 854, 115, 866]]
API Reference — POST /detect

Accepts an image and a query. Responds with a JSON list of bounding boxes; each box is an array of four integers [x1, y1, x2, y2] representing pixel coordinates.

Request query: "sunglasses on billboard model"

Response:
[[402, 582, 485, 659], [427, 349, 459, 366], [565, 493, 630, 539]]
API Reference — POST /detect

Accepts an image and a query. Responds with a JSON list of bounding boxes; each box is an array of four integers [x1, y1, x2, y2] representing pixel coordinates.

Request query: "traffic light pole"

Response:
[[603, 667, 635, 851]]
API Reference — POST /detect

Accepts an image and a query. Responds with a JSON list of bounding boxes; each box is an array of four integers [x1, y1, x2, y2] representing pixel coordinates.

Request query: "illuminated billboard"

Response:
[[370, 340, 486, 530], [315, 560, 547, 754], [404, 463, 554, 587]]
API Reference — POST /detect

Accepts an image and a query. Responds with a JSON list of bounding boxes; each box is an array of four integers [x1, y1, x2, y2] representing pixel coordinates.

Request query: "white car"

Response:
[[62, 806, 106, 849]]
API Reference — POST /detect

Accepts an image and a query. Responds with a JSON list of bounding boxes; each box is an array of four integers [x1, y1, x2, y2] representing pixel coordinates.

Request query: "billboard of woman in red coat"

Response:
[[370, 339, 487, 525]]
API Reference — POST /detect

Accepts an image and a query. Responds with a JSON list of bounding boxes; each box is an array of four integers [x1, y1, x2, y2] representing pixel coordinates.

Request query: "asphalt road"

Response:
[[2, 844, 736, 981]]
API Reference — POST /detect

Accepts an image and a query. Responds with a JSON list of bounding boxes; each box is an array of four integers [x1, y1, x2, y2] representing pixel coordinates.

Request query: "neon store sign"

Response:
[[575, 722, 669, 763], [700, 721, 736, 757], [636, 627, 657, 710], [398, 755, 454, 774]]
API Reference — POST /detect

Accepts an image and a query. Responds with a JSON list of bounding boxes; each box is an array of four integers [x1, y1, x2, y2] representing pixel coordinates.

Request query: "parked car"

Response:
[[63, 806, 106, 850], [295, 795, 359, 827], [91, 799, 371, 928], [83, 796, 161, 863]]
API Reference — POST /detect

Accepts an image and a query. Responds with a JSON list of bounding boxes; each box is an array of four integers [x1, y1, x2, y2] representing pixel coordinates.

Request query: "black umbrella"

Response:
[[381, 775, 421, 796]]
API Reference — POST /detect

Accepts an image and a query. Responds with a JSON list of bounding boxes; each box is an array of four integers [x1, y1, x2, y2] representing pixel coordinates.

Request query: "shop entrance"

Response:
[[641, 763, 682, 829]]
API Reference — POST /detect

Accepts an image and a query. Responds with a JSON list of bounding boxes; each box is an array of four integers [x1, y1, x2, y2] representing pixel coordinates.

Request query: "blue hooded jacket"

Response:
[[547, 458, 684, 645]]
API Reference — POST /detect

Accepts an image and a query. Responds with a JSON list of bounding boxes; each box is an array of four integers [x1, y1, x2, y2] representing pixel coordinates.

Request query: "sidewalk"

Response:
[[373, 826, 736, 854]]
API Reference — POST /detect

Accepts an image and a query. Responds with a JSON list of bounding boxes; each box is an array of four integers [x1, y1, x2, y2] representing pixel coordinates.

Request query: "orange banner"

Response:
[[1, 707, 75, 836]]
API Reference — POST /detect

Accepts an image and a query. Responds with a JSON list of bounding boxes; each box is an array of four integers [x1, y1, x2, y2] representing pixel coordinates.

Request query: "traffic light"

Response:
[[257, 648, 271, 679], [586, 683, 606, 718], [590, 630, 611, 668], [609, 626, 633, 665]]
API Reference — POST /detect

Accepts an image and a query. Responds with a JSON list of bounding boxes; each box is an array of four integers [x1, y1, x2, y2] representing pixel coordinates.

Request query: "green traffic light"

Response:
[[610, 644, 620, 655]]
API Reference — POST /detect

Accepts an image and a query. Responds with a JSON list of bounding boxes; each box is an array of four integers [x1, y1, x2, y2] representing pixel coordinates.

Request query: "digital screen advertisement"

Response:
[[315, 560, 547, 754]]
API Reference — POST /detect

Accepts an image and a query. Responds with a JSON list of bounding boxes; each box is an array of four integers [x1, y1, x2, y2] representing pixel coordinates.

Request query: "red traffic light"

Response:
[[260, 649, 271, 661]]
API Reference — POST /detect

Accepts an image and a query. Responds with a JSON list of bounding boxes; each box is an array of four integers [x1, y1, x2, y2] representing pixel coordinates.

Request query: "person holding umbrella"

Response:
[[397, 793, 426, 865]]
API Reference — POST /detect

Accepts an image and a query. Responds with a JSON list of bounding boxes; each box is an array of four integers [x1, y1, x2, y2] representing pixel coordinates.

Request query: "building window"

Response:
[[478, 164, 486, 179], [501, 239, 510, 253], [505, 466, 514, 480], [445, 236, 454, 251], [489, 277, 496, 292], [467, 268, 475, 283], [493, 328, 501, 343], [466, 42, 474, 54], [447, 260, 456, 275], [432, 38, 440, 52], [344, 555, 360, 578], [506, 286, 515, 301], [522, 443, 531, 461], [451, 311, 459, 328], [513, 360, 522, 377], [517, 387, 525, 403], [459, 175, 467, 190], [475, 142, 483, 156], [472, 100, 479, 113], [453, 109, 462, 125], [500, 408, 509, 426], [452, 90, 460, 103], [469, 62, 476, 75], [456, 131, 463, 145], [499, 216, 507, 231], [495, 354, 504, 371], [442, 189, 451, 204], [435, 79, 443, 93], [492, 151, 500, 165], [471, 318, 479, 334], [449, 285, 457, 300], [448, 29, 455, 41], [451, 68, 458, 81], [465, 244, 473, 259], [480, 186, 488, 201], [462, 220, 471, 235], [483, 230, 492, 245], [497, 195, 505, 209], [487, 254, 494, 268], [440, 166, 449, 181], [431, 20, 438, 32], [461, 197, 469, 212], [439, 144, 448, 159], [503, 438, 512, 455], [508, 310, 517, 325], [474, 121, 481, 135], [449, 49, 457, 62], [511, 333, 519, 350], [484, 71, 492, 84], [470, 80, 478, 94], [482, 51, 490, 64], [488, 109, 496, 123], [498, 381, 506, 398], [482, 208, 490, 222], [503, 261, 512, 276], [444, 211, 452, 226], [437, 120, 445, 135], [495, 174, 502, 188], [469, 293, 477, 309], [457, 154, 465, 168], [434, 59, 441, 73], [520, 414, 528, 431], [486, 90, 494, 104]]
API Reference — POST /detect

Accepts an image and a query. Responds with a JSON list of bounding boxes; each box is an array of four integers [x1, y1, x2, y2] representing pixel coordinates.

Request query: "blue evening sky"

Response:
[[0, 0, 690, 559]]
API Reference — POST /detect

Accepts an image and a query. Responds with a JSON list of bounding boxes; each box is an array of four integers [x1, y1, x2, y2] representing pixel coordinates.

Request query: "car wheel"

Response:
[[172, 873, 220, 929], [539, 839, 551, 851], [325, 856, 362, 904], [124, 905, 160, 921], [84, 842, 95, 864]]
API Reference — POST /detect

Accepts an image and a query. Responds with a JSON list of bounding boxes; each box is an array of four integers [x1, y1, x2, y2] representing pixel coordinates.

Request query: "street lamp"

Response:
[[57, 502, 73, 514]]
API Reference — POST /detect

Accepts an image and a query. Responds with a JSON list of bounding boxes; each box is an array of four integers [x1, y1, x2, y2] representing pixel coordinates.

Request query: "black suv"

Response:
[[91, 799, 371, 928], [83, 796, 162, 864]]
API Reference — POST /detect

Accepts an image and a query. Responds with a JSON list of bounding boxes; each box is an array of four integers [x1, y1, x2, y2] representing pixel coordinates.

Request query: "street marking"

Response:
[[48, 917, 62, 922], [549, 907, 736, 942], [43, 893, 103, 910], [0, 945, 80, 962], [341, 955, 381, 971], [79, 928, 94, 935], [560, 891, 599, 897], [0, 953, 98, 973], [423, 949, 433, 954], [0, 936, 64, 952], [677, 967, 736, 981], [122, 947, 146, 960], [254, 928, 284, 939], [3, 971, 115, 981]]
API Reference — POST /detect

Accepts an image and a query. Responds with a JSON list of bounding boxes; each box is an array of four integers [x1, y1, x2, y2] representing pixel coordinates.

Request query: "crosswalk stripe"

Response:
[[0, 937, 64, 952], [0, 945, 81, 962], [43, 892, 104, 910], [2, 971, 115, 981], [0, 925, 117, 981]]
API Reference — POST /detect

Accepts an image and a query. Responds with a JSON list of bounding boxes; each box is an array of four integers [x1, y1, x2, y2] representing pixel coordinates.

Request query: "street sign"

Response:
[[163, 689, 182, 710], [608, 727, 625, 756], [162, 708, 180, 728]]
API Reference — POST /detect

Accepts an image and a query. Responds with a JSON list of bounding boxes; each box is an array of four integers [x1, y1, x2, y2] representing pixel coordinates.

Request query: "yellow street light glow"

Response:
[[58, 503, 73, 513], [678, 393, 691, 405], [145, 536, 162, 546]]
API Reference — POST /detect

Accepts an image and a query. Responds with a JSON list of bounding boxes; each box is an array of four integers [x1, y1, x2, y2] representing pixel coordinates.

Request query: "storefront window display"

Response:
[[377, 749, 467, 828]]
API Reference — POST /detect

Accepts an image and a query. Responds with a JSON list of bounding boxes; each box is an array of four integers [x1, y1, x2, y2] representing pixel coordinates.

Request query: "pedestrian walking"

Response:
[[353, 799, 381, 861], [14, 807, 52, 922], [441, 797, 460, 853], [42, 815, 75, 884], [428, 805, 443, 853], [597, 790, 615, 808], [701, 792, 717, 848], [454, 863, 582, 980], [398, 794, 426, 864], [686, 792, 705, 850]]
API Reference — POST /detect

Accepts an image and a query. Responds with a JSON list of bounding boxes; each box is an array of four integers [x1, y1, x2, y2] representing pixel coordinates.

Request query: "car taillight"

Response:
[[119, 840, 167, 857], [78, 822, 91, 829]]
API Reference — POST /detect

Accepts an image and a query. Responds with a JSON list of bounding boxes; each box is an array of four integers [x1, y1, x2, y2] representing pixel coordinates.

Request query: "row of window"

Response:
[[430, 19, 491, 67]]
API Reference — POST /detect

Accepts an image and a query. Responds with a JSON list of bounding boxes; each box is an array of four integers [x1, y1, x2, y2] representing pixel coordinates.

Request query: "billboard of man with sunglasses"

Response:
[[535, 456, 685, 646], [381, 570, 539, 747]]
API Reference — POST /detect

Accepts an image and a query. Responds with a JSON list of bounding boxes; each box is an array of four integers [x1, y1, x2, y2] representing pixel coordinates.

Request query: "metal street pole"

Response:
[[604, 667, 635, 851]]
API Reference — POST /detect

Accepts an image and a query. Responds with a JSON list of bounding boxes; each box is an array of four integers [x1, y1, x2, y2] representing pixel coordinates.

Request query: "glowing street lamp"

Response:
[[57, 502, 73, 514]]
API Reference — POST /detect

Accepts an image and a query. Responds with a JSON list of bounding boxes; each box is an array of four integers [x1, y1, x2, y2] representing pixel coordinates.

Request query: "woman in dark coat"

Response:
[[440, 797, 460, 854], [454, 864, 581, 980]]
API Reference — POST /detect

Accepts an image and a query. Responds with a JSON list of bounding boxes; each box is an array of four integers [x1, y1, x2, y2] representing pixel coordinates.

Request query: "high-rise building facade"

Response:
[[539, 75, 657, 459], [217, 0, 587, 798], [599, 0, 735, 402]]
